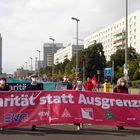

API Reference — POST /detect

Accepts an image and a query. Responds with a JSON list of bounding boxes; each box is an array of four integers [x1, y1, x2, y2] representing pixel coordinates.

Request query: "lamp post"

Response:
[[82, 55, 86, 82], [71, 17, 80, 79], [21, 64, 24, 69], [25, 62, 28, 70], [25, 61, 28, 77], [124, 0, 128, 81], [35, 57, 38, 71], [49, 38, 55, 81], [29, 57, 33, 71], [36, 50, 41, 72]]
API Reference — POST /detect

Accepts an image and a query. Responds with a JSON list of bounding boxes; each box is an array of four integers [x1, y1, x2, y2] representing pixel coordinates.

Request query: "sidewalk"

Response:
[[129, 88, 139, 95]]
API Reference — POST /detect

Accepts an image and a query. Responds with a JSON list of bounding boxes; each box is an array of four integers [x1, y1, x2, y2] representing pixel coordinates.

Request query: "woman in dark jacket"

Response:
[[113, 77, 128, 130], [0, 77, 10, 130], [0, 77, 10, 91]]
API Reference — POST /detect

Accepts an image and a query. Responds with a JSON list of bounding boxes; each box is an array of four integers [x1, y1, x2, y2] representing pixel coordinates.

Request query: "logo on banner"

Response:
[[127, 118, 136, 121], [4, 113, 28, 123], [81, 108, 94, 120], [61, 108, 71, 118], [104, 111, 114, 120], [38, 108, 50, 120]]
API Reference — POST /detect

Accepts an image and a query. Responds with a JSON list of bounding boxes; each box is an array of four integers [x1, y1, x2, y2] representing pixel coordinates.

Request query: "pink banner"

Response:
[[0, 90, 140, 128]]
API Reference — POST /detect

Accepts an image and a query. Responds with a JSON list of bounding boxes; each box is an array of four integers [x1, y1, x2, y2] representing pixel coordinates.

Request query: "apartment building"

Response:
[[84, 10, 140, 61], [54, 44, 84, 65]]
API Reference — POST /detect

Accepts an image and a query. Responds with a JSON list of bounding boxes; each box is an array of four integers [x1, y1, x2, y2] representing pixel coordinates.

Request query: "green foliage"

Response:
[[130, 80, 140, 88], [82, 43, 106, 78], [40, 43, 106, 81], [39, 45, 140, 82], [111, 49, 125, 68], [109, 46, 140, 81]]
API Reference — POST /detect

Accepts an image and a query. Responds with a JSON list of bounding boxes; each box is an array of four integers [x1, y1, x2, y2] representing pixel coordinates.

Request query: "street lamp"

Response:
[[97, 70, 100, 91], [82, 55, 86, 82], [25, 61, 28, 77], [25, 62, 28, 70], [71, 17, 80, 79], [124, 0, 128, 81], [36, 50, 41, 72], [29, 57, 33, 71], [49, 38, 55, 81]]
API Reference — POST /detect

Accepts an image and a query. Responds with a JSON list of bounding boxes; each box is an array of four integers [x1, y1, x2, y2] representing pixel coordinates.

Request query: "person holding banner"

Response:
[[0, 77, 10, 130], [62, 76, 73, 90], [84, 77, 93, 91], [25, 74, 43, 131], [113, 77, 128, 130], [25, 74, 42, 91], [103, 79, 110, 92], [0, 77, 10, 91], [74, 79, 85, 130]]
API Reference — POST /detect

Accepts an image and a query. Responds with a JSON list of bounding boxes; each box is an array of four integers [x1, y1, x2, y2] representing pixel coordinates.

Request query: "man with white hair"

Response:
[[74, 79, 85, 130], [75, 80, 85, 91], [25, 73, 43, 131]]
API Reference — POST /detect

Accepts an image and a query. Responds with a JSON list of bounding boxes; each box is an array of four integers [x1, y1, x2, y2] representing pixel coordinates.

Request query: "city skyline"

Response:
[[0, 0, 140, 74]]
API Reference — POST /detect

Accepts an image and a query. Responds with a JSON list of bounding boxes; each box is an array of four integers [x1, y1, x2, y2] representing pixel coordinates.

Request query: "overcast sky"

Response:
[[0, 0, 140, 74]]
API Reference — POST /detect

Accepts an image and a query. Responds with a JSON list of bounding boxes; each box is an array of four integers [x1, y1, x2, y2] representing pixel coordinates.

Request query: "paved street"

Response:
[[0, 88, 139, 140], [0, 124, 140, 140]]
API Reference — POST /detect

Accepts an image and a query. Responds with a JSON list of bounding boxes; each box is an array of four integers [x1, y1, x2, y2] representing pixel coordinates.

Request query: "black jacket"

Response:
[[25, 83, 43, 90]]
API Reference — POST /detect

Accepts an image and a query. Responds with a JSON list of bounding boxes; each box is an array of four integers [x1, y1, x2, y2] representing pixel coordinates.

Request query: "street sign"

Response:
[[104, 68, 112, 77]]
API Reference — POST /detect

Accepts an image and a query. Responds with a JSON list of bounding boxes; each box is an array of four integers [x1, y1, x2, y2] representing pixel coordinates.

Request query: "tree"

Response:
[[109, 46, 139, 80], [80, 43, 106, 80]]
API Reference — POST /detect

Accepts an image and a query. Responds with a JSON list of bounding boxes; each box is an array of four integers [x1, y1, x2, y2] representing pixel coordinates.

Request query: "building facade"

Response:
[[0, 34, 2, 74], [15, 68, 29, 79], [43, 43, 63, 67], [54, 44, 84, 65], [84, 10, 140, 61]]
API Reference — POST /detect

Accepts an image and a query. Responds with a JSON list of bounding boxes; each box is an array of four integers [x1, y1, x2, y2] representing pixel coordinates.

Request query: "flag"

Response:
[[91, 75, 97, 88]]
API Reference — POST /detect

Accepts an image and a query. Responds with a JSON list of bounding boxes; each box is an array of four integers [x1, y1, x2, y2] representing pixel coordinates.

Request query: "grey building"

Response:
[[54, 44, 84, 65], [15, 67, 31, 79], [0, 34, 2, 74], [35, 60, 44, 70], [16, 68, 27, 79], [43, 43, 63, 67]]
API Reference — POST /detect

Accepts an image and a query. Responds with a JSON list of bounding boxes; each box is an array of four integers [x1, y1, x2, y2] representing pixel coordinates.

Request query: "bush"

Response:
[[130, 80, 140, 88]]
